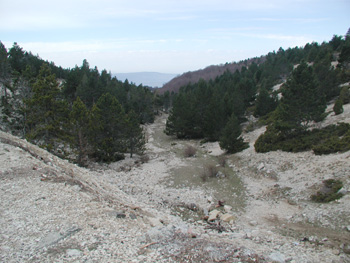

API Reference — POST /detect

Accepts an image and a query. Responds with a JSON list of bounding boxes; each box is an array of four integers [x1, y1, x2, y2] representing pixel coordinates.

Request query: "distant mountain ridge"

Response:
[[157, 56, 266, 94], [113, 72, 178, 88]]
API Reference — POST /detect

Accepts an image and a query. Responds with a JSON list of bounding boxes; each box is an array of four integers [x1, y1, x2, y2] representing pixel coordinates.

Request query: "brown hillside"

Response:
[[157, 56, 265, 94]]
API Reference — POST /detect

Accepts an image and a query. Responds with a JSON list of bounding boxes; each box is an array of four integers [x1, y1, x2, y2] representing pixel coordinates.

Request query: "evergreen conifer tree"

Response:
[[25, 64, 69, 153], [89, 93, 126, 162], [125, 110, 145, 158], [333, 98, 344, 115], [254, 86, 277, 117], [219, 113, 248, 153], [70, 97, 90, 165], [274, 61, 326, 132]]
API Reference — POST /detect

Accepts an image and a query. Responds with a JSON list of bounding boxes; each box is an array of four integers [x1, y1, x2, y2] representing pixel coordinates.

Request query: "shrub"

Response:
[[183, 145, 197, 157], [333, 98, 344, 115], [311, 179, 344, 203], [218, 156, 227, 167], [255, 123, 350, 155], [140, 154, 150, 163], [200, 164, 218, 182], [339, 86, 350, 104]]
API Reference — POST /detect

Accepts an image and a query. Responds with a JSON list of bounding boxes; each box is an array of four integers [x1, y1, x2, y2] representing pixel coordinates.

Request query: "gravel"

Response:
[[0, 104, 350, 262]]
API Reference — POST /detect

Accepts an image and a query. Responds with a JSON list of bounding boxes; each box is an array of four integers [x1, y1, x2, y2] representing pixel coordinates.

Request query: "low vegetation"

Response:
[[255, 123, 350, 154], [183, 145, 197, 157], [200, 164, 219, 182], [218, 155, 227, 167], [311, 179, 344, 203]]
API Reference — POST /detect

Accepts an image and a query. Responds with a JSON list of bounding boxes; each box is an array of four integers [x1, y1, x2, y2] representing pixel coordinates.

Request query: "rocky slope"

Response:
[[0, 104, 350, 262]]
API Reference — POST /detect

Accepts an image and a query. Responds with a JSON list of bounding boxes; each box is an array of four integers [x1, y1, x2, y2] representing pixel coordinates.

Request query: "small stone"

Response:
[[309, 236, 317, 243], [257, 163, 265, 170], [208, 209, 220, 221], [187, 203, 198, 211], [66, 249, 82, 257], [346, 226, 350, 232], [39, 232, 63, 248], [72, 185, 81, 192], [148, 217, 163, 227], [202, 208, 209, 216], [129, 213, 137, 220], [216, 171, 225, 178], [332, 249, 341, 255], [220, 213, 236, 222], [116, 212, 126, 218], [337, 188, 348, 195], [343, 243, 350, 254], [245, 232, 252, 239], [287, 199, 297, 205], [268, 252, 286, 263], [224, 205, 232, 213], [249, 220, 258, 226]]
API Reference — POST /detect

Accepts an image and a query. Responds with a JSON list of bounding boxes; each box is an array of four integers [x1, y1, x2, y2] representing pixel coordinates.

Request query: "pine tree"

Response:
[[89, 93, 126, 162], [8, 42, 25, 74], [25, 64, 69, 153], [125, 110, 145, 158], [274, 61, 326, 132], [219, 113, 248, 153], [333, 98, 344, 115], [70, 97, 90, 165], [0, 42, 13, 124], [254, 86, 278, 117]]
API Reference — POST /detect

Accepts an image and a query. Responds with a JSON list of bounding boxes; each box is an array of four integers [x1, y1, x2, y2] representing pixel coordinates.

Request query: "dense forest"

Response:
[[165, 34, 350, 154], [1, 33, 350, 165], [0, 42, 163, 165]]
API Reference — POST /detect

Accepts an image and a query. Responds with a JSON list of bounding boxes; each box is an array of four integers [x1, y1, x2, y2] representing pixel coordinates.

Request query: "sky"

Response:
[[1, 0, 349, 74]]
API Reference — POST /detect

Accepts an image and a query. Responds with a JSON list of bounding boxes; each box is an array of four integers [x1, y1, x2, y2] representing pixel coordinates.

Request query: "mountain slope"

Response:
[[157, 56, 265, 94]]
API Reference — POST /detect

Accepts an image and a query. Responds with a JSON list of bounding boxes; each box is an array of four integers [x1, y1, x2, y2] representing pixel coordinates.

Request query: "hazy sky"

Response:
[[1, 0, 349, 74]]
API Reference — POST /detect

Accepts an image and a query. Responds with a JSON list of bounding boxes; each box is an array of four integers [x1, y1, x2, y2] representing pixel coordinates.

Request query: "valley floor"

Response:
[[0, 104, 350, 262]]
